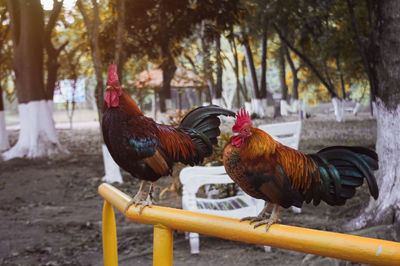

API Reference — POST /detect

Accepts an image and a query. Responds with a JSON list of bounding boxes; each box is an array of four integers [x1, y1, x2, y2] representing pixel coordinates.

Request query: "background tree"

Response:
[[272, 0, 361, 121], [44, 0, 68, 101], [124, 0, 240, 113], [3, 0, 65, 160], [0, 0, 11, 151], [76, 0, 105, 122], [347, 0, 400, 231], [239, 0, 272, 117], [58, 42, 87, 130]]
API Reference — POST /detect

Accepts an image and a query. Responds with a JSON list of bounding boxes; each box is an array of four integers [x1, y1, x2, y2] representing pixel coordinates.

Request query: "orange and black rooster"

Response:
[[102, 63, 235, 213], [223, 108, 379, 231]]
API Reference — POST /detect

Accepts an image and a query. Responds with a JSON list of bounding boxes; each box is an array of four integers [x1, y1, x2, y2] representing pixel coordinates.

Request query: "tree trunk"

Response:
[[346, 0, 379, 110], [243, 35, 260, 99], [0, 84, 4, 113], [241, 58, 248, 101], [159, 42, 176, 113], [77, 0, 104, 123], [279, 40, 290, 116], [200, 21, 213, 104], [214, 34, 223, 102], [114, 0, 126, 79], [336, 56, 346, 99], [3, 0, 65, 160], [279, 42, 288, 102], [243, 34, 266, 117], [0, 84, 9, 151], [285, 46, 299, 100], [227, 28, 245, 108], [44, 0, 67, 100], [332, 97, 345, 122], [259, 18, 268, 99], [347, 0, 400, 231], [258, 22, 269, 117]]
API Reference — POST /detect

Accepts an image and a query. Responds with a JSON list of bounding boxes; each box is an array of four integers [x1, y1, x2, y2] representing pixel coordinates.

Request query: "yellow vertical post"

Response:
[[153, 224, 173, 266], [102, 200, 118, 266]]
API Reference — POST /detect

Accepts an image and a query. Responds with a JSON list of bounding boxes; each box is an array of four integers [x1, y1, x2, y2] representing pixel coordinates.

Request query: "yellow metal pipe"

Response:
[[153, 224, 173, 266], [102, 200, 119, 266], [98, 183, 400, 266]]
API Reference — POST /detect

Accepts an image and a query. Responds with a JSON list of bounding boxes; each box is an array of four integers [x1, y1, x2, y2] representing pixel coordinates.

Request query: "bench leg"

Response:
[[291, 206, 302, 213], [263, 246, 271, 252], [189, 232, 200, 254]]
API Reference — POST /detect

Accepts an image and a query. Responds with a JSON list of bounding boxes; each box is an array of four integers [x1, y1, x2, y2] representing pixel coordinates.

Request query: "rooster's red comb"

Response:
[[107, 63, 121, 89], [232, 107, 252, 133]]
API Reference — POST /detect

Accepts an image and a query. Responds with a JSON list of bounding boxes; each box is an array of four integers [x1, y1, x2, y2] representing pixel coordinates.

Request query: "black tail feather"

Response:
[[309, 146, 379, 206], [179, 105, 235, 161], [318, 146, 378, 170]]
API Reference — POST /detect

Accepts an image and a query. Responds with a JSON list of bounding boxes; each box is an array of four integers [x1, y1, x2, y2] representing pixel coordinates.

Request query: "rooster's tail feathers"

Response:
[[179, 105, 235, 161], [308, 146, 379, 206]]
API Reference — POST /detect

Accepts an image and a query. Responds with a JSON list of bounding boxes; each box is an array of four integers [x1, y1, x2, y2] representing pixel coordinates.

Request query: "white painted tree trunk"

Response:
[[244, 101, 252, 113], [102, 144, 123, 184], [166, 99, 173, 110], [251, 98, 267, 118], [332, 97, 345, 122], [280, 100, 299, 116], [280, 100, 289, 116], [212, 97, 224, 108], [347, 100, 400, 230], [352, 102, 362, 116], [0, 111, 9, 152], [372, 101, 377, 117], [291, 99, 299, 113], [1, 100, 67, 160]]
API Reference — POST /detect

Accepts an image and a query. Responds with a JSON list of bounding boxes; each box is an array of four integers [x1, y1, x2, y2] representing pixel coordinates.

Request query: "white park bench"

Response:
[[180, 120, 302, 254]]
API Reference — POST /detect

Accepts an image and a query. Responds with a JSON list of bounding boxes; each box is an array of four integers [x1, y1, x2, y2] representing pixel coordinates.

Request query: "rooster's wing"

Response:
[[242, 155, 305, 208]]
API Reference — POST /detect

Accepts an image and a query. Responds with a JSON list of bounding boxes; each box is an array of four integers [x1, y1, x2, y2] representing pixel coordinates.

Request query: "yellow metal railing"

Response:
[[98, 183, 400, 266]]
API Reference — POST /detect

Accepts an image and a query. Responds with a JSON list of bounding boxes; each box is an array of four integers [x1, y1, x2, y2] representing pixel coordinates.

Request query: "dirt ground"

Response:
[[0, 113, 397, 266]]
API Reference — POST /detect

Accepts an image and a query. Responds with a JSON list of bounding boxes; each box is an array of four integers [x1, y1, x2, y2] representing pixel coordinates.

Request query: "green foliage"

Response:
[[272, 0, 370, 102]]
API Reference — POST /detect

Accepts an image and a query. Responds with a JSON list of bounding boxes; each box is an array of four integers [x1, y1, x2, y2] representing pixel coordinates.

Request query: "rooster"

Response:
[[223, 108, 379, 231], [102, 63, 235, 213]]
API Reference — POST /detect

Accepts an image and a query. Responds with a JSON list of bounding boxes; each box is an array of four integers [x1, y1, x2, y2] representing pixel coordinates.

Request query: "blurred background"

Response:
[[1, 0, 399, 265]]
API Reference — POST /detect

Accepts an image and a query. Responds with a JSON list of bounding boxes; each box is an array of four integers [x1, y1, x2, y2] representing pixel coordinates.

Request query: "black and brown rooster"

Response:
[[102, 63, 235, 213]]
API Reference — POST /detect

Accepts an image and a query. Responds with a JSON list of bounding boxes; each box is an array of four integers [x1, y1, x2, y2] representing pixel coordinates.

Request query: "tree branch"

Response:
[[273, 23, 337, 97], [76, 0, 91, 36], [45, 0, 64, 39], [346, 0, 377, 100], [6, 0, 20, 46]]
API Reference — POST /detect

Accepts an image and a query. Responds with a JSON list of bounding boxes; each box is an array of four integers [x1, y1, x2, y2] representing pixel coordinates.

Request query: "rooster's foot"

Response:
[[240, 215, 269, 224], [240, 202, 272, 224], [253, 217, 281, 231], [253, 204, 281, 232], [124, 181, 148, 213], [138, 194, 156, 214]]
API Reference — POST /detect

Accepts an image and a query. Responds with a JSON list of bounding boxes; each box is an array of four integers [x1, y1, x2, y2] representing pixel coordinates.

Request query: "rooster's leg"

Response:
[[138, 182, 157, 214], [253, 204, 281, 232], [240, 202, 272, 224], [124, 181, 147, 213]]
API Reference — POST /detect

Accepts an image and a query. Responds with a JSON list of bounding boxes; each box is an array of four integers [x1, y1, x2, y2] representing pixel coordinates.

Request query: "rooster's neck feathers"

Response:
[[119, 91, 142, 116], [239, 128, 278, 160]]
